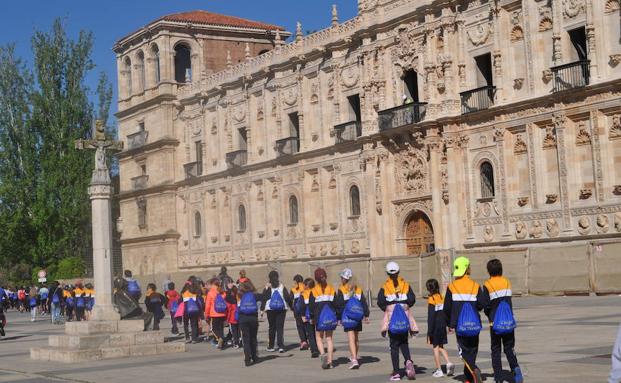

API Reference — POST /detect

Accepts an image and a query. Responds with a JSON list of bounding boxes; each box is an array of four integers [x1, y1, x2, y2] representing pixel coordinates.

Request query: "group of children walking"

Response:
[[155, 256, 522, 383]]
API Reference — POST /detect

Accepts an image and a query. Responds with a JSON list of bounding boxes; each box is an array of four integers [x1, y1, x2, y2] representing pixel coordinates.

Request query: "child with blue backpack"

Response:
[[335, 268, 369, 370], [124, 270, 142, 302], [291, 274, 309, 351], [145, 283, 167, 331], [205, 278, 228, 349], [443, 256, 487, 383], [301, 278, 320, 358], [308, 268, 338, 370], [261, 270, 291, 353], [482, 259, 523, 383], [425, 278, 455, 378], [377, 262, 418, 381], [237, 280, 262, 366], [181, 277, 201, 344], [166, 282, 181, 335]]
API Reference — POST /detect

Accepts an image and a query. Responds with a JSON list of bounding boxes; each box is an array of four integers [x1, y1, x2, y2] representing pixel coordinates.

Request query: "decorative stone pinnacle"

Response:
[[244, 43, 251, 60], [226, 50, 232, 68], [274, 29, 284, 46], [296, 22, 303, 42], [332, 5, 339, 27]]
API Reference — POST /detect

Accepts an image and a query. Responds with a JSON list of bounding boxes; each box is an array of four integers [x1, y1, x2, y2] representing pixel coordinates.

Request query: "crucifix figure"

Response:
[[75, 119, 124, 321]]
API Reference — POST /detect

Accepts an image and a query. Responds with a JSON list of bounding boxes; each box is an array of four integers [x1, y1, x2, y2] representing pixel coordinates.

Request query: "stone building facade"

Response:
[[114, 1, 621, 288]]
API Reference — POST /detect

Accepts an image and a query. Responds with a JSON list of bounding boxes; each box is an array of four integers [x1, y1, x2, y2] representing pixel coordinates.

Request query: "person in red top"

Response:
[[225, 283, 240, 348], [165, 282, 181, 335], [205, 278, 227, 349]]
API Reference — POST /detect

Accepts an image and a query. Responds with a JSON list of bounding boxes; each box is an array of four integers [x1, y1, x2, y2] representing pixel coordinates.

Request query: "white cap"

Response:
[[386, 261, 400, 275], [339, 268, 353, 280]]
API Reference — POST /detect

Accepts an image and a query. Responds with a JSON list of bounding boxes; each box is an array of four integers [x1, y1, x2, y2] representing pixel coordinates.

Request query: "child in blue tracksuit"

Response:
[[482, 259, 523, 383]]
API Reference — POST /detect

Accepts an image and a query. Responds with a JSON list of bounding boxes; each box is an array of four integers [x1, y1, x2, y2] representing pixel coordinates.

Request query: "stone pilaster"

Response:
[[553, 112, 573, 234], [426, 131, 446, 248]]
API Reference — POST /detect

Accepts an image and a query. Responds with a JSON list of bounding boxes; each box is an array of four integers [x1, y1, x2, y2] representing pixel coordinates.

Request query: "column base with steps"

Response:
[[30, 320, 185, 363]]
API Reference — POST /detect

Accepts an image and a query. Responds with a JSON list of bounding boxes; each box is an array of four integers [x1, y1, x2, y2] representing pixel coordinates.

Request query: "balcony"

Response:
[[275, 137, 299, 157], [126, 130, 148, 150], [334, 121, 362, 144], [378, 103, 427, 132], [131, 175, 149, 190], [183, 161, 202, 179], [551, 60, 590, 92], [460, 85, 496, 114], [225, 150, 248, 168]]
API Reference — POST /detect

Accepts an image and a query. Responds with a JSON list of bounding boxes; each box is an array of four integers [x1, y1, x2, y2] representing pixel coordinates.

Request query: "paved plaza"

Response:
[[0, 296, 618, 383]]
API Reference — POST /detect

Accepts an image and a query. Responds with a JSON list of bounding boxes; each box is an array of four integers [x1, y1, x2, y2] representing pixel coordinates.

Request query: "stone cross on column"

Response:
[[75, 120, 124, 321]]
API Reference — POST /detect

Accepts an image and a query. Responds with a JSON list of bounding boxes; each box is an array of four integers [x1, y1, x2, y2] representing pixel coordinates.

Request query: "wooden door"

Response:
[[405, 212, 435, 256]]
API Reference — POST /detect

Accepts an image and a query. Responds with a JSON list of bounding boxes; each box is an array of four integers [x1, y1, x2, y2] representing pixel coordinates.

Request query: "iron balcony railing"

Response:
[[377, 102, 427, 132], [334, 121, 362, 144], [131, 175, 149, 190], [225, 149, 248, 168], [460, 85, 496, 114], [183, 161, 202, 179], [275, 137, 299, 157], [551, 60, 590, 92], [126, 130, 148, 150]]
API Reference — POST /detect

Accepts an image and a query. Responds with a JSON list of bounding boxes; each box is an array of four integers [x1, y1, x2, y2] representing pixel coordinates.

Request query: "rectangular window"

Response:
[[195, 141, 203, 176], [568, 27, 587, 61], [347, 94, 361, 123], [288, 112, 300, 138], [403, 70, 420, 103], [140, 164, 147, 175], [139, 122, 145, 131], [238, 128, 248, 151], [474, 53, 493, 88]]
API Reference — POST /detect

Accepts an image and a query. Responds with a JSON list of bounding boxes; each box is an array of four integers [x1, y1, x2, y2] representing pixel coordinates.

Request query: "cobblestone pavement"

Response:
[[0, 296, 618, 383]]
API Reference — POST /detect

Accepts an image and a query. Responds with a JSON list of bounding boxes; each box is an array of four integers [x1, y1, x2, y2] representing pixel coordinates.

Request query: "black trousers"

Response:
[[266, 310, 286, 349], [240, 320, 259, 362], [491, 330, 519, 379], [184, 313, 199, 341], [389, 332, 412, 373], [230, 323, 240, 345], [457, 335, 480, 382], [294, 314, 308, 343], [75, 307, 85, 321], [305, 321, 319, 354], [211, 317, 226, 341], [170, 313, 180, 334]]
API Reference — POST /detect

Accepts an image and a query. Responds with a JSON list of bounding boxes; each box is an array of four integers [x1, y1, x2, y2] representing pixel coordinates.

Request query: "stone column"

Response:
[[89, 182, 120, 321], [552, 0, 563, 65], [426, 131, 446, 248]]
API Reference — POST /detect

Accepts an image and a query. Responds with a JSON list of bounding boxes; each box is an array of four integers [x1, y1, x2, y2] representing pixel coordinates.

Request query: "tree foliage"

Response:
[[0, 19, 113, 283]]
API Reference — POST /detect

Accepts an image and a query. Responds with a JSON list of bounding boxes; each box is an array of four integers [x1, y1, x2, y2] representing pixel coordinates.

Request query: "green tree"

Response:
[[0, 19, 114, 282]]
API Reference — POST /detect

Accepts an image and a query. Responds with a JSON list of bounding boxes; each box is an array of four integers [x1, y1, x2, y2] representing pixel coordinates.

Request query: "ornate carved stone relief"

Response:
[[341, 65, 360, 88], [615, 213, 621, 232], [606, 0, 621, 13], [483, 225, 495, 242], [596, 214, 610, 233], [610, 115, 621, 139], [542, 126, 557, 149], [563, 0, 585, 18], [530, 220, 544, 238], [467, 23, 493, 46], [514, 134, 527, 154], [546, 219, 560, 237], [575, 122, 591, 145], [395, 146, 428, 196], [515, 221, 527, 239], [538, 6, 553, 32], [577, 216, 591, 235]]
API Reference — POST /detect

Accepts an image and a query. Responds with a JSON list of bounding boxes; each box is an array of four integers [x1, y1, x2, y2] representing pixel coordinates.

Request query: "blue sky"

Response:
[[0, 0, 358, 118]]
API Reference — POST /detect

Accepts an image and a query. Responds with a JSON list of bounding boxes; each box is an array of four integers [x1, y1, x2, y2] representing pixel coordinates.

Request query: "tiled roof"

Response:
[[158, 10, 285, 31]]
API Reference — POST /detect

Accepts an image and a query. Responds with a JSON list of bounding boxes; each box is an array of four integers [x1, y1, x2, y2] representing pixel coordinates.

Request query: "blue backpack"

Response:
[[40, 291, 48, 300], [388, 304, 410, 334], [0, 288, 5, 302], [185, 298, 199, 315], [316, 304, 338, 331], [66, 297, 74, 307], [294, 297, 304, 316], [170, 299, 179, 314], [492, 300, 516, 335], [269, 289, 285, 311], [76, 297, 85, 308], [239, 292, 258, 315], [305, 306, 311, 321], [127, 279, 141, 296], [343, 295, 365, 322], [88, 298, 95, 310], [52, 293, 60, 305], [29, 297, 37, 308], [341, 313, 359, 330], [214, 294, 227, 314], [456, 302, 482, 337]]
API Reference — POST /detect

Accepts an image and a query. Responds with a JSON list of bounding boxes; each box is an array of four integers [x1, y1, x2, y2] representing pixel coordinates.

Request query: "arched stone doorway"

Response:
[[404, 211, 435, 255]]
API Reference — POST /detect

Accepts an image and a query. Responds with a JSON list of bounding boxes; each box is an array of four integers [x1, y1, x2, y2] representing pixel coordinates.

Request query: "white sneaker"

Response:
[[432, 369, 444, 378], [446, 362, 455, 376]]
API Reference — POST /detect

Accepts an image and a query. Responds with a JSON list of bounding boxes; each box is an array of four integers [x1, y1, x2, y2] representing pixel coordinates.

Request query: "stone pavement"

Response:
[[0, 296, 618, 383]]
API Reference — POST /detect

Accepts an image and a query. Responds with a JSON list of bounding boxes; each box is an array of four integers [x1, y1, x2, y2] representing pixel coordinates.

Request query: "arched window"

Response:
[[350, 185, 361, 216], [136, 51, 145, 93], [480, 161, 495, 198], [123, 57, 132, 96], [238, 205, 247, 232], [174, 44, 192, 83], [289, 195, 299, 225], [194, 211, 202, 237], [151, 44, 160, 84]]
